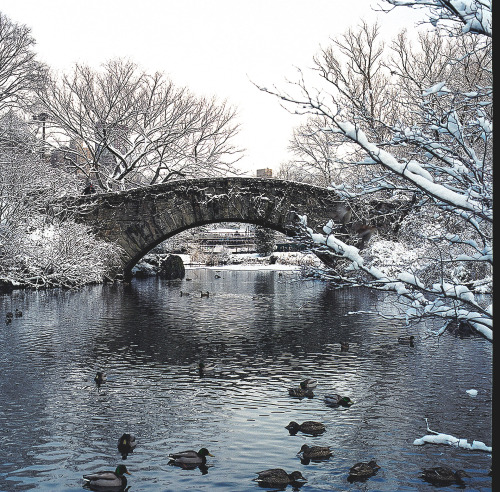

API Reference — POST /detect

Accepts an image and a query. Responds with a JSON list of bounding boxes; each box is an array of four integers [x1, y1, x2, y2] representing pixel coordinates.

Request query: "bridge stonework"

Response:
[[59, 177, 409, 280]]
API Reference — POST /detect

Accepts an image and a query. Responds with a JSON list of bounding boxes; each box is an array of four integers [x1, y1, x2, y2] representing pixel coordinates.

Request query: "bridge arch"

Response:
[[60, 177, 352, 280], [60, 177, 409, 280]]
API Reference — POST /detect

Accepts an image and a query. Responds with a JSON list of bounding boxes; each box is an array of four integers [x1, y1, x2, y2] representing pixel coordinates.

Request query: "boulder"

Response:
[[0, 279, 14, 294], [159, 254, 185, 279]]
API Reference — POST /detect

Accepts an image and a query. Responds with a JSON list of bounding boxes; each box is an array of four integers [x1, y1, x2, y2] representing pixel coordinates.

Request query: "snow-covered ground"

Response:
[[185, 252, 321, 270], [133, 251, 322, 276]]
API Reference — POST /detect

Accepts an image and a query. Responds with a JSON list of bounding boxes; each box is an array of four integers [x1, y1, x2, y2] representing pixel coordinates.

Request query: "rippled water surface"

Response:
[[0, 268, 492, 491]]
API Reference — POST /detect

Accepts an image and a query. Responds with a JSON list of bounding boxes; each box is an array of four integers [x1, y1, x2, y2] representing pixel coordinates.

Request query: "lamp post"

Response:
[[33, 112, 49, 142]]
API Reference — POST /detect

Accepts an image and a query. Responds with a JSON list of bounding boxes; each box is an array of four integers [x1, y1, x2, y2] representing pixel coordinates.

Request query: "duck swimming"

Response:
[[255, 469, 306, 486], [94, 372, 107, 386], [298, 444, 332, 460], [117, 433, 136, 457], [324, 394, 353, 407], [348, 460, 381, 480], [420, 466, 470, 485], [398, 335, 415, 346], [15, 309, 22, 317], [288, 386, 314, 398], [285, 421, 326, 435], [340, 341, 349, 351], [168, 448, 214, 466], [83, 464, 130, 489], [198, 362, 216, 376]]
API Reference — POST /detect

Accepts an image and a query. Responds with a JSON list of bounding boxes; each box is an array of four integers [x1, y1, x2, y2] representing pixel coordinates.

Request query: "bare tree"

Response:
[[276, 160, 323, 185], [287, 116, 365, 187], [257, 3, 492, 341], [283, 22, 401, 192], [0, 12, 46, 113], [36, 59, 243, 191]]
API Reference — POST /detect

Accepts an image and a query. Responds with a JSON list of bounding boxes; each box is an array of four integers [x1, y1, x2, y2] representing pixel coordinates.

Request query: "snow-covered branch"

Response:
[[380, 0, 492, 37], [260, 0, 492, 341], [298, 216, 492, 341]]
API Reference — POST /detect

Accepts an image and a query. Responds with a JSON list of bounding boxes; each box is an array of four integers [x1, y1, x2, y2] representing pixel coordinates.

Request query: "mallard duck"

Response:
[[180, 291, 190, 296], [214, 274, 221, 279], [168, 448, 214, 466], [83, 464, 130, 489], [15, 309, 22, 317], [340, 341, 349, 351], [348, 460, 380, 480], [398, 335, 415, 345], [420, 466, 470, 485], [324, 394, 353, 407], [298, 444, 332, 460], [288, 386, 314, 398], [300, 378, 317, 389], [94, 371, 107, 385], [198, 362, 215, 375], [200, 291, 209, 297], [6, 311, 13, 319], [285, 421, 326, 435], [117, 433, 136, 456], [255, 469, 306, 486]]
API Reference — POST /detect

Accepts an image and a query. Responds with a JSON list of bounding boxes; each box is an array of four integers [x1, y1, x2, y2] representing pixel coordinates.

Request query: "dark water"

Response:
[[0, 268, 492, 491]]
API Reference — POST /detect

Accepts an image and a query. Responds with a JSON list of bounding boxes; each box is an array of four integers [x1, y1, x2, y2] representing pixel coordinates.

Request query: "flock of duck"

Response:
[[3, 317, 473, 489], [82, 361, 472, 490], [85, 373, 218, 490], [5, 308, 22, 324], [84, 371, 385, 490]]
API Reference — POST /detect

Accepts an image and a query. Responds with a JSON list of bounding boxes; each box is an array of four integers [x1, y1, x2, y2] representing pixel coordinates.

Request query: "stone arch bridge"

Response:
[[55, 177, 410, 280]]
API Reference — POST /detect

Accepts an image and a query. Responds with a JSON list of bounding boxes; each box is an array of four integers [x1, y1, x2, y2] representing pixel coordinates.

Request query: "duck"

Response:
[[6, 311, 13, 319], [15, 309, 22, 317], [398, 335, 415, 345], [420, 466, 470, 485], [300, 378, 317, 389], [348, 460, 381, 480], [340, 341, 349, 351], [324, 394, 353, 407], [5, 316, 11, 324], [200, 291, 209, 298], [83, 464, 130, 489], [94, 371, 107, 386], [198, 362, 216, 375], [168, 448, 214, 466], [298, 444, 333, 460], [255, 469, 306, 486], [117, 433, 136, 456], [285, 420, 326, 435], [180, 291, 190, 296], [288, 386, 314, 398], [214, 274, 221, 279]]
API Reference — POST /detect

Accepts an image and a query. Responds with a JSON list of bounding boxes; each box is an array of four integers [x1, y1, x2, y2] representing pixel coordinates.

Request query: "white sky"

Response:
[[1, 0, 424, 175]]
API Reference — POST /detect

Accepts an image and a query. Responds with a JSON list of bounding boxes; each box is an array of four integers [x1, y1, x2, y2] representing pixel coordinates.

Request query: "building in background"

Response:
[[256, 168, 272, 178]]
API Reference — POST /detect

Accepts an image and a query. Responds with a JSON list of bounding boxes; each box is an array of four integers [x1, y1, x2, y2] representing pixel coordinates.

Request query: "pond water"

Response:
[[0, 268, 492, 491]]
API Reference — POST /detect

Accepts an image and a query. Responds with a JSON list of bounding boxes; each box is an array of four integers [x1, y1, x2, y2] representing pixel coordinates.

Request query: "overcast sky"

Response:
[[1, 0, 424, 175]]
